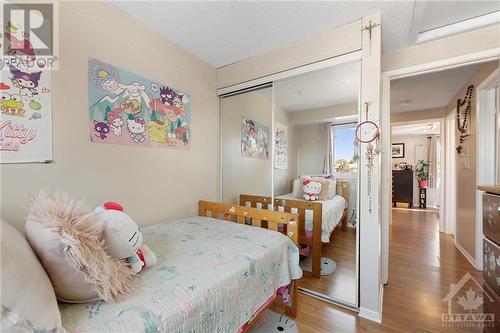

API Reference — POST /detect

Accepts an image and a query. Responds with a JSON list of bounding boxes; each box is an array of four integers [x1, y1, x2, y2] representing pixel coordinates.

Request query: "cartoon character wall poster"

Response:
[[88, 58, 191, 149], [274, 122, 288, 169], [0, 65, 52, 163], [241, 116, 270, 160]]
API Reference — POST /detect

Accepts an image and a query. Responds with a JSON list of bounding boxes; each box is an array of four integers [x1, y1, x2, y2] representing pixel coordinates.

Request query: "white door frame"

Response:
[[444, 110, 457, 237], [475, 68, 499, 271], [381, 48, 500, 284]]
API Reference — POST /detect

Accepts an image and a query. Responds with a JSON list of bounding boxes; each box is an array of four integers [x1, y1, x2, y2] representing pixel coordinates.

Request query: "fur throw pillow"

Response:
[[25, 191, 134, 303]]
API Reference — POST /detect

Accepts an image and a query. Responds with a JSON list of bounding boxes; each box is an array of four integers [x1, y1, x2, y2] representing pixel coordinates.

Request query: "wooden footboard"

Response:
[[240, 180, 350, 279], [198, 200, 299, 318]]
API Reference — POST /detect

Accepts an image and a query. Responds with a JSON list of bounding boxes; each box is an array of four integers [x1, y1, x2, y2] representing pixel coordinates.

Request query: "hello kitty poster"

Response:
[[0, 64, 52, 163], [88, 58, 191, 150]]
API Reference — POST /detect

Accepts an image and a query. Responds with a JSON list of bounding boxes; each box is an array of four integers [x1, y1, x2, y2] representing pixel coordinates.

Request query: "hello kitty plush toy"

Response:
[[96, 202, 157, 274], [303, 179, 322, 201]]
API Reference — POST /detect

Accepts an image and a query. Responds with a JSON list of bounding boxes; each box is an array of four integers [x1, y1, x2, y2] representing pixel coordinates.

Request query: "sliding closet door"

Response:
[[220, 86, 273, 204], [273, 62, 360, 307]]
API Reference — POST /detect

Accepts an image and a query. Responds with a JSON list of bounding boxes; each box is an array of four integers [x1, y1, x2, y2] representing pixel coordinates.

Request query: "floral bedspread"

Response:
[[277, 193, 347, 242], [59, 216, 302, 333]]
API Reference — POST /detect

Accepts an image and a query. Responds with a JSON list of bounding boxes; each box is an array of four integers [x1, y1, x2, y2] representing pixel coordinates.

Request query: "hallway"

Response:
[[291, 208, 490, 332]]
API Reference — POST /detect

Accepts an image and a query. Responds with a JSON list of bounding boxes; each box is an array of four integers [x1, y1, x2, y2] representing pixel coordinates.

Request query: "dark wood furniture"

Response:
[[479, 186, 500, 332], [392, 170, 413, 208]]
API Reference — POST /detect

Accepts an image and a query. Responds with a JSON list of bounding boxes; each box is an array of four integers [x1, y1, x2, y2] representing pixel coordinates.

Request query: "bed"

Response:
[[275, 193, 347, 242], [59, 201, 301, 333], [240, 180, 349, 278]]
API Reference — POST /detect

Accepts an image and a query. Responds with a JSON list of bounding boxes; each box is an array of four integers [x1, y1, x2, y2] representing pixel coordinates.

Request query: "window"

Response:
[[332, 123, 358, 172]]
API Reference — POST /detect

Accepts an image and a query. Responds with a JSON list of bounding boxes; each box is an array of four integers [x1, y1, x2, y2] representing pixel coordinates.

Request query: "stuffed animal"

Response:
[[96, 202, 157, 273], [303, 179, 322, 201]]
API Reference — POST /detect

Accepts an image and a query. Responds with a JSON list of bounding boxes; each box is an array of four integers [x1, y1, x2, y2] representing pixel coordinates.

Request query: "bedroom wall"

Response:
[[296, 123, 327, 176], [0, 1, 219, 230], [289, 102, 357, 124], [221, 88, 273, 204], [391, 107, 446, 123], [445, 61, 498, 260], [273, 107, 298, 196]]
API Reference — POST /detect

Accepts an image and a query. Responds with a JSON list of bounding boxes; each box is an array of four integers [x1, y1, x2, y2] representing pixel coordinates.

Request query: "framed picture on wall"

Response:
[[392, 143, 405, 158]]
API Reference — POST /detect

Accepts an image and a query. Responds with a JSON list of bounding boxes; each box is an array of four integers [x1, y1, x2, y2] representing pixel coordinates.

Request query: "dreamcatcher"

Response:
[[456, 85, 474, 156], [353, 102, 381, 214]]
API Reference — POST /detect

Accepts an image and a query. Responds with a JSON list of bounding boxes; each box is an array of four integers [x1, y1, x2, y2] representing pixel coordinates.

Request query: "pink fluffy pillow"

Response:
[[25, 191, 135, 303]]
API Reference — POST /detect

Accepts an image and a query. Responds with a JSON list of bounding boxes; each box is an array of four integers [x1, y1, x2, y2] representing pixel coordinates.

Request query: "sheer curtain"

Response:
[[323, 123, 333, 174]]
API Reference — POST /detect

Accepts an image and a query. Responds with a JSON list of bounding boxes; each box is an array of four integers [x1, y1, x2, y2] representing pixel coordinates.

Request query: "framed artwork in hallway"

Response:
[[392, 143, 405, 158]]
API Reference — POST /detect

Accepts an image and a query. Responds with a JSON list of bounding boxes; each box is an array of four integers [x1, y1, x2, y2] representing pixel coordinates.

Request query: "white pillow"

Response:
[[0, 221, 63, 332], [327, 179, 337, 199], [292, 178, 302, 198]]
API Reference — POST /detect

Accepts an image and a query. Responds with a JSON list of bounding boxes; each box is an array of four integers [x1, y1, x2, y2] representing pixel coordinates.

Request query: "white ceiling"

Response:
[[275, 61, 360, 112], [392, 121, 441, 136], [390, 63, 482, 113], [110, 1, 500, 68]]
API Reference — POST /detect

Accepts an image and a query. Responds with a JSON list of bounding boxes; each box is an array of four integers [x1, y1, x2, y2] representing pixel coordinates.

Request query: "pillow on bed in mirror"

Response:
[[1, 220, 64, 332], [327, 179, 337, 199], [307, 175, 337, 199], [292, 178, 303, 198], [299, 177, 334, 200]]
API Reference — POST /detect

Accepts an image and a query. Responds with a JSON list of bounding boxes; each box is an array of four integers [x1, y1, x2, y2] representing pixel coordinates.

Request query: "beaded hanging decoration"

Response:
[[456, 85, 474, 156], [353, 102, 381, 214], [354, 102, 381, 168]]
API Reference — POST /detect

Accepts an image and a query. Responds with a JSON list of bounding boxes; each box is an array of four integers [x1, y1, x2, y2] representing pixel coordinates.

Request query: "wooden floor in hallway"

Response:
[[287, 208, 495, 332]]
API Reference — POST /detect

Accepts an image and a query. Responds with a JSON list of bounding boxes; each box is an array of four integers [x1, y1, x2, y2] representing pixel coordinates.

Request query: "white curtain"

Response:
[[323, 122, 333, 174], [427, 135, 437, 188]]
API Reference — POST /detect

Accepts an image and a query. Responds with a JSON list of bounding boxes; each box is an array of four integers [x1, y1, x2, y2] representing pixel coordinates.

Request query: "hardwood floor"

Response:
[[286, 208, 492, 332], [298, 226, 357, 304]]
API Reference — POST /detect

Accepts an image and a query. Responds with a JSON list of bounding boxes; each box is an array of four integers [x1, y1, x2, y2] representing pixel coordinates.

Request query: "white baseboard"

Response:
[[455, 240, 481, 271], [359, 307, 382, 323]]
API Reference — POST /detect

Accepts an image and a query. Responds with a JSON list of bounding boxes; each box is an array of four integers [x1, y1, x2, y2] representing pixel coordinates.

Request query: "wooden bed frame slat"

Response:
[[239, 180, 350, 278], [198, 200, 299, 318], [252, 218, 262, 228]]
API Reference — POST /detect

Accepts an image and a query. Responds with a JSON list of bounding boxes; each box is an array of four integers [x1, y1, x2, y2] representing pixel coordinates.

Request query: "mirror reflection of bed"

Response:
[[221, 62, 360, 307], [272, 63, 360, 306]]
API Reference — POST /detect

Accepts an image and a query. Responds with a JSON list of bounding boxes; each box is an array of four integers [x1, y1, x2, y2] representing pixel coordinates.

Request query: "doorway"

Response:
[[391, 120, 442, 211], [382, 58, 499, 284]]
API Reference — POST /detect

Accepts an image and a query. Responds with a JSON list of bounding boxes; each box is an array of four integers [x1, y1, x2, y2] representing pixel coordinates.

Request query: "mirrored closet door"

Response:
[[273, 62, 360, 307], [220, 85, 273, 205]]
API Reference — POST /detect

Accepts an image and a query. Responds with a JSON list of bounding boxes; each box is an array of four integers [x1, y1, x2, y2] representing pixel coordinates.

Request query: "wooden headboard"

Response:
[[289, 178, 349, 203], [336, 180, 350, 206]]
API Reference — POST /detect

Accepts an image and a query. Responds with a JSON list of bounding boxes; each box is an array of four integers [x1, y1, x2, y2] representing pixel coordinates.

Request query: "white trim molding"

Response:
[[358, 13, 383, 323], [217, 51, 362, 96], [359, 307, 382, 324], [475, 68, 499, 271], [416, 11, 500, 44], [455, 239, 481, 271]]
